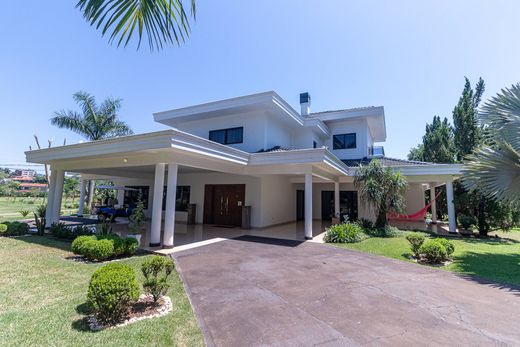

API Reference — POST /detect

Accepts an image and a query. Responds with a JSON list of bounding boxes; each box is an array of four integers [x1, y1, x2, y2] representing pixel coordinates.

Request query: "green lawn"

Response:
[[0, 196, 77, 222], [0, 236, 203, 347], [335, 228, 520, 286]]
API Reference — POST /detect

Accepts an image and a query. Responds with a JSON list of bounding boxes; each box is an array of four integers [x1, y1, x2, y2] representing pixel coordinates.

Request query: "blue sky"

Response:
[[1, 0, 519, 168]]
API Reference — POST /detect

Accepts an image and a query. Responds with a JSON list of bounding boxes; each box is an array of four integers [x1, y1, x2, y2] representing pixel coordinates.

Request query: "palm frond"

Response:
[[50, 110, 95, 140], [76, 0, 196, 51], [73, 91, 98, 122]]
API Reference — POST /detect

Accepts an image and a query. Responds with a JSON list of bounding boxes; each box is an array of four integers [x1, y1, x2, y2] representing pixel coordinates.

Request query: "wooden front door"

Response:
[[203, 184, 245, 226]]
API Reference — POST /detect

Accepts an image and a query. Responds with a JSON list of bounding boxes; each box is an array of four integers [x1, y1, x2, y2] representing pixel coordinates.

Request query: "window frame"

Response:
[[209, 127, 243, 145], [332, 133, 357, 150]]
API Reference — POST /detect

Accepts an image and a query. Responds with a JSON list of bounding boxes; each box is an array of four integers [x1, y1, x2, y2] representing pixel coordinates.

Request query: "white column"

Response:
[[87, 180, 95, 213], [163, 163, 178, 248], [334, 181, 340, 220], [304, 173, 313, 240], [78, 179, 86, 216], [446, 179, 456, 233], [150, 163, 166, 247], [116, 188, 125, 208], [51, 169, 65, 224], [45, 168, 57, 227], [429, 183, 437, 223]]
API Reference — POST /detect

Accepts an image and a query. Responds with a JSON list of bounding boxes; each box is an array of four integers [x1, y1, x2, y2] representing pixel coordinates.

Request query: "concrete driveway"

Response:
[[173, 236, 520, 346]]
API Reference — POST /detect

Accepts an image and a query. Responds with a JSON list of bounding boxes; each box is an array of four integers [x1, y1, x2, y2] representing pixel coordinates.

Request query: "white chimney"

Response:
[[300, 92, 311, 116]]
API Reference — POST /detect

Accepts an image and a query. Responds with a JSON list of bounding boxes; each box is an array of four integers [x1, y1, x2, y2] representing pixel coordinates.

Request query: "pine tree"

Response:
[[422, 116, 455, 163]]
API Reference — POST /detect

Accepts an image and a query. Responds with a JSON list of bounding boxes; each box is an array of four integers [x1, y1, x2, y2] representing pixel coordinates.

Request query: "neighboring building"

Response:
[[12, 176, 35, 182], [14, 169, 36, 177], [26, 91, 460, 248], [18, 183, 48, 193]]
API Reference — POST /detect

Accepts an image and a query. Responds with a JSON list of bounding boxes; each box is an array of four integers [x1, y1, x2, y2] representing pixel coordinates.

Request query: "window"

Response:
[[124, 186, 150, 209], [162, 186, 191, 211], [209, 127, 243, 144], [333, 133, 356, 149]]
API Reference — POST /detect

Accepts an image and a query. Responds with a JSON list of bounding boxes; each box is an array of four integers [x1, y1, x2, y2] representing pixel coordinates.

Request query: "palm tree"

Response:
[[354, 160, 408, 228], [51, 91, 133, 141], [76, 0, 196, 51], [462, 83, 520, 205]]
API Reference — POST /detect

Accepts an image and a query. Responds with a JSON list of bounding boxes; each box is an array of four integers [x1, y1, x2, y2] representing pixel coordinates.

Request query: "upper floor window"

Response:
[[333, 133, 356, 150], [209, 127, 243, 144]]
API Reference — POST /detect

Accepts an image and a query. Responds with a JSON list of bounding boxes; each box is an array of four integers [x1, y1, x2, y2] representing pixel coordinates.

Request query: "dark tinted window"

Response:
[[124, 186, 150, 209], [209, 127, 243, 144], [162, 186, 191, 211], [333, 133, 356, 149]]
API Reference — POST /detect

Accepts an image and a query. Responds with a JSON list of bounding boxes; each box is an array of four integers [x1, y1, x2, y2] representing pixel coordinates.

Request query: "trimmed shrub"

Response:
[[357, 218, 374, 230], [3, 221, 29, 236], [405, 233, 426, 257], [0, 224, 7, 235], [71, 235, 97, 255], [324, 223, 365, 243], [87, 263, 140, 324], [419, 240, 447, 264], [142, 256, 175, 303], [83, 239, 114, 261], [98, 235, 126, 257], [124, 237, 139, 256], [436, 238, 455, 257], [458, 214, 475, 230]]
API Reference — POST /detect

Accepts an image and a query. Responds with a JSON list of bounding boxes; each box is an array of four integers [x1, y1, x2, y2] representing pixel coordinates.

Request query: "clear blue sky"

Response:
[[1, 0, 519, 167]]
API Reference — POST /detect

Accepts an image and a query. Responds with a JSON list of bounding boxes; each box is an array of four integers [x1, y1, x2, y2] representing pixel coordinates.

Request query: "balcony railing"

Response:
[[368, 146, 385, 157]]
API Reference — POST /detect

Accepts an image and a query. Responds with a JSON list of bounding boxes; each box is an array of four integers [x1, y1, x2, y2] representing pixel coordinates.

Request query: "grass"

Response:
[[0, 236, 203, 347], [0, 196, 77, 222], [334, 228, 520, 287]]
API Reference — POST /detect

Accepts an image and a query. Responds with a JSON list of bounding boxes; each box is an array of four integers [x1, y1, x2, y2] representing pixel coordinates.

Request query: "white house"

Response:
[[25, 91, 460, 248]]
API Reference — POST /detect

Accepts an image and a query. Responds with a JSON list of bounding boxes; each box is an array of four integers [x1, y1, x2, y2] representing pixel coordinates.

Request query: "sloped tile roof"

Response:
[[342, 157, 431, 167]]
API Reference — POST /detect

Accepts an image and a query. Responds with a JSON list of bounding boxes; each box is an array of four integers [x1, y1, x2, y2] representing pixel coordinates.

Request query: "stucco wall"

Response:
[[326, 118, 369, 159]]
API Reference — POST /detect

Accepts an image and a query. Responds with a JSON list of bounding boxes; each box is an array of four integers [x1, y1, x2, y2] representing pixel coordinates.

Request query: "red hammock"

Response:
[[387, 191, 441, 221]]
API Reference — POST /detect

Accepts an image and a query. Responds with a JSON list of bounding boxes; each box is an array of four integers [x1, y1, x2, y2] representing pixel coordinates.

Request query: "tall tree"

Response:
[[452, 77, 485, 160], [462, 83, 520, 205], [407, 144, 424, 161], [422, 116, 455, 163], [354, 160, 408, 228], [51, 91, 133, 141], [76, 0, 196, 51]]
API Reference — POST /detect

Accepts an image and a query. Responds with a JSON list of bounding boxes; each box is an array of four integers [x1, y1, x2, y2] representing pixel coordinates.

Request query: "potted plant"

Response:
[[127, 196, 145, 246]]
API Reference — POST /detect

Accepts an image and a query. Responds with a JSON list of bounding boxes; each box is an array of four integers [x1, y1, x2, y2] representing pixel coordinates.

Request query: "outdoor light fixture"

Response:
[[123, 157, 128, 163]]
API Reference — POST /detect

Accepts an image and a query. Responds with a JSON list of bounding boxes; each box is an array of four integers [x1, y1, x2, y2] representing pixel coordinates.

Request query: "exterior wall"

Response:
[[325, 118, 370, 159], [259, 175, 296, 226], [293, 127, 324, 149], [402, 184, 425, 215]]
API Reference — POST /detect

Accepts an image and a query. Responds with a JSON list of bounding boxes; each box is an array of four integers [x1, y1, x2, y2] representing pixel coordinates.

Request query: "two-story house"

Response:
[[26, 91, 461, 249]]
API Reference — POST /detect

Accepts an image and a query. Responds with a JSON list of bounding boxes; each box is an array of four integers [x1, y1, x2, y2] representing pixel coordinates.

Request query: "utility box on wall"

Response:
[[241, 206, 251, 229], [187, 203, 196, 225]]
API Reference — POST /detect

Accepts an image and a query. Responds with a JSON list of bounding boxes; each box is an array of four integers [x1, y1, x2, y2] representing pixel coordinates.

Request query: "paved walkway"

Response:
[[173, 236, 520, 346]]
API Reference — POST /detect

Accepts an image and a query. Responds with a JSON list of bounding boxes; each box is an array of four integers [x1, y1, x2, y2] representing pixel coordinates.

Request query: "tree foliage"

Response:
[[354, 160, 408, 228], [76, 0, 196, 51], [407, 116, 455, 163], [51, 91, 133, 141]]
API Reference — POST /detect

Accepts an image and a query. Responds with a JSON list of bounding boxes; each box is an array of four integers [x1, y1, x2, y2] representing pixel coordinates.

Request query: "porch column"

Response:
[[150, 163, 166, 247], [116, 188, 125, 207], [163, 163, 178, 248], [429, 183, 437, 223], [87, 180, 95, 213], [45, 168, 57, 227], [304, 173, 313, 240], [446, 178, 456, 233], [334, 181, 340, 220], [51, 169, 65, 224], [78, 179, 86, 216]]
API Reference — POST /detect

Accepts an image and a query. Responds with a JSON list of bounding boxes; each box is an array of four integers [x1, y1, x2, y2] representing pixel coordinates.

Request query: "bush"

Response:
[[3, 221, 29, 236], [419, 240, 447, 264], [87, 263, 140, 324], [50, 222, 70, 238], [142, 256, 175, 303], [324, 223, 365, 243], [83, 239, 114, 261], [124, 237, 139, 256], [458, 214, 475, 230], [436, 238, 455, 257], [71, 235, 97, 255], [0, 224, 7, 235], [405, 233, 426, 257], [357, 218, 374, 230]]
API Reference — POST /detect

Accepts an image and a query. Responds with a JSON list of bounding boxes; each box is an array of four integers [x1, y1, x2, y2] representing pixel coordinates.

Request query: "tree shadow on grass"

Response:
[[14, 235, 72, 252], [454, 236, 519, 245], [72, 302, 96, 332], [452, 251, 520, 296]]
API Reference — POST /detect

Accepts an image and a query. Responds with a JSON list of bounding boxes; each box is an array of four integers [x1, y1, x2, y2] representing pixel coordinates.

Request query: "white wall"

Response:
[[326, 118, 369, 159], [293, 127, 324, 149], [402, 184, 425, 214], [259, 175, 296, 226]]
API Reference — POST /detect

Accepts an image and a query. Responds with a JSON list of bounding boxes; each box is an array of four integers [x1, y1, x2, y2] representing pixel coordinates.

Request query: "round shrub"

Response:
[[83, 239, 114, 261], [71, 235, 97, 255], [419, 240, 447, 264], [458, 214, 475, 230], [5, 221, 29, 236], [436, 238, 455, 257], [405, 233, 426, 257], [324, 223, 365, 243], [0, 224, 7, 235], [98, 235, 126, 257], [87, 263, 140, 324], [124, 237, 139, 256]]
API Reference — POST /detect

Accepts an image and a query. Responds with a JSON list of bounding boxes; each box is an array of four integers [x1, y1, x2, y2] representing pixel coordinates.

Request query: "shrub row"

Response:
[[324, 219, 403, 244], [87, 255, 175, 325], [405, 233, 455, 264], [0, 221, 29, 236], [50, 222, 95, 240], [71, 234, 138, 261]]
